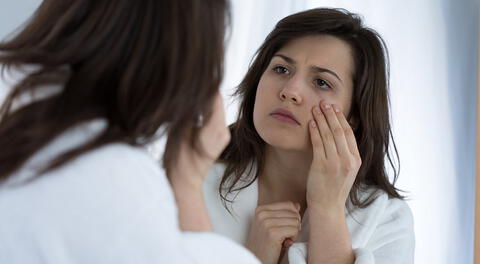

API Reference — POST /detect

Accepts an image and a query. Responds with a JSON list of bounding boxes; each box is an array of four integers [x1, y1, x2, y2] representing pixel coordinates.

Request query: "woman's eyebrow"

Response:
[[311, 66, 343, 84], [273, 53, 343, 84]]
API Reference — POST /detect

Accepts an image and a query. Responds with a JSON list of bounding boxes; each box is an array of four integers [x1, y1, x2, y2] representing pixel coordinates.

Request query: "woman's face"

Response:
[[253, 35, 355, 152]]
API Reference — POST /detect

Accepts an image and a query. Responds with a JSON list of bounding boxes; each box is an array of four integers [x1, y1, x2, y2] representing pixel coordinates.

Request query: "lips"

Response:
[[270, 108, 300, 125]]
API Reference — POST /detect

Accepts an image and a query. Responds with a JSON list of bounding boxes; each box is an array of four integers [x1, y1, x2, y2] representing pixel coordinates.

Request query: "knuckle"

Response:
[[357, 156, 363, 166], [344, 126, 354, 136], [322, 133, 333, 142], [286, 201, 296, 211], [343, 158, 358, 173], [256, 210, 268, 221], [332, 127, 344, 136], [343, 163, 355, 173]]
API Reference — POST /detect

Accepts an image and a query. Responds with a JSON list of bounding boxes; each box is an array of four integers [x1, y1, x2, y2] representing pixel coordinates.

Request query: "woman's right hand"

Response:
[[246, 202, 302, 264], [168, 92, 230, 232], [170, 92, 230, 188]]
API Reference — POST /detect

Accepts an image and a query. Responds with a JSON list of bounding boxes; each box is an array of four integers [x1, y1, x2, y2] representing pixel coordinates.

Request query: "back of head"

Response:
[[0, 0, 229, 181]]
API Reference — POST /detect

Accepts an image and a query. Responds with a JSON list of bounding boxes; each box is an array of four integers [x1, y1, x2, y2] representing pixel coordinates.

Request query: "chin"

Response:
[[257, 126, 308, 152]]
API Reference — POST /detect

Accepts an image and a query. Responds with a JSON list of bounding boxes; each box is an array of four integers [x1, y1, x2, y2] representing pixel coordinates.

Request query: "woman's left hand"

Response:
[[306, 100, 361, 210]]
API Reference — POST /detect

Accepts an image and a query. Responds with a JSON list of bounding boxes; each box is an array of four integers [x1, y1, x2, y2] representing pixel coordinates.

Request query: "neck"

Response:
[[258, 145, 312, 209]]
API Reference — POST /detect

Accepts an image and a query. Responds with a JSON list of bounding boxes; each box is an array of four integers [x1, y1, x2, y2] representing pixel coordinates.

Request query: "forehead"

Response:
[[275, 35, 354, 78]]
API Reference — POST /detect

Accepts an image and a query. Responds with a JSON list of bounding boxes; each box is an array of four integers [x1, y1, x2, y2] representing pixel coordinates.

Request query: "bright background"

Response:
[[1, 1, 478, 263]]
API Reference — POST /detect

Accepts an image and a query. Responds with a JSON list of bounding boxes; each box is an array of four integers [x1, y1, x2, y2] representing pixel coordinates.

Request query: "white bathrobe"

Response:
[[0, 119, 260, 264], [203, 163, 415, 264]]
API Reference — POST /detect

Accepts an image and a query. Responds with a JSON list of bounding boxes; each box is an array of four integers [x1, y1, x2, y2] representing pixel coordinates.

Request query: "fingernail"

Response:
[[310, 120, 316, 128], [283, 239, 293, 249], [315, 106, 321, 114], [334, 106, 340, 113], [323, 103, 331, 109], [295, 203, 301, 211]]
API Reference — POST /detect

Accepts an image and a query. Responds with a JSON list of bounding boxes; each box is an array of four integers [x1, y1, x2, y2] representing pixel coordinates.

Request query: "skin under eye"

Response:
[[315, 78, 332, 90], [272, 65, 290, 75]]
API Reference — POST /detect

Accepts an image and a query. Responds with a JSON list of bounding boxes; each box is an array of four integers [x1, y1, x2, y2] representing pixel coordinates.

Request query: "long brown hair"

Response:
[[0, 0, 229, 182], [220, 8, 404, 209]]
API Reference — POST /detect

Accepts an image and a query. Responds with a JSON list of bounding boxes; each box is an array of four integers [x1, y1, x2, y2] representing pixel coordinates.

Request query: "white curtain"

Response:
[[222, 0, 479, 263]]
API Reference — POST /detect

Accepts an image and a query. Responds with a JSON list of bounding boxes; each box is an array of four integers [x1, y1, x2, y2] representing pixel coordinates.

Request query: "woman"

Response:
[[203, 8, 415, 264], [0, 1, 259, 263]]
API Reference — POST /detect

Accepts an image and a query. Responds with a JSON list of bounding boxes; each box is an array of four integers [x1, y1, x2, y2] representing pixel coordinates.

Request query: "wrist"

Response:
[[170, 177, 212, 232], [307, 203, 345, 219], [169, 168, 204, 191]]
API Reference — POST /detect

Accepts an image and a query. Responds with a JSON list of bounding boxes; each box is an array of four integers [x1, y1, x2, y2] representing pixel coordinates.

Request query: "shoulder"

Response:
[[382, 194, 413, 227], [55, 143, 173, 204], [72, 143, 161, 175], [0, 142, 178, 251], [1, 142, 175, 217], [347, 187, 414, 239], [344, 187, 414, 254], [361, 188, 413, 226], [49, 142, 167, 190]]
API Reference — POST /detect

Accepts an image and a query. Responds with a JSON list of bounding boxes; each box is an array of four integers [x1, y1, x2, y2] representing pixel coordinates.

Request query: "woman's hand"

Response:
[[169, 92, 230, 231], [246, 202, 301, 264], [170, 92, 231, 188], [306, 100, 361, 211]]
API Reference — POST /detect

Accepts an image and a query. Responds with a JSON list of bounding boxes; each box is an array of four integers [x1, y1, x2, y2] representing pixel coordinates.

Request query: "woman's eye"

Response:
[[315, 79, 331, 89], [273, 66, 290, 75]]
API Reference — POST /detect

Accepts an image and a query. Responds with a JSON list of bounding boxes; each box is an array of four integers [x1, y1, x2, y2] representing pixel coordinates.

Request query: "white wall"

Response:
[[0, 0, 40, 41], [223, 1, 479, 263]]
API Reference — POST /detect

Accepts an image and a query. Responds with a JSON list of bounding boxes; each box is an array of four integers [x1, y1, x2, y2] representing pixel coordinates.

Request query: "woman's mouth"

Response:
[[270, 108, 300, 125]]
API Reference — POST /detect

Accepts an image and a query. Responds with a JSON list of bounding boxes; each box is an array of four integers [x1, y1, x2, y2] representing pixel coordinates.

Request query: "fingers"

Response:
[[311, 100, 359, 160], [262, 217, 301, 230], [256, 209, 301, 221], [319, 101, 350, 156], [247, 201, 302, 264], [335, 109, 360, 156], [309, 110, 326, 160], [268, 226, 301, 243], [254, 201, 302, 243], [311, 104, 337, 158]]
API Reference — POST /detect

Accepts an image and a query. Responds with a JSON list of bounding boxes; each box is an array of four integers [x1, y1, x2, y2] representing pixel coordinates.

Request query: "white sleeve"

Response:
[[352, 198, 415, 264], [0, 144, 260, 264], [89, 146, 261, 264], [181, 232, 260, 263], [287, 198, 414, 264]]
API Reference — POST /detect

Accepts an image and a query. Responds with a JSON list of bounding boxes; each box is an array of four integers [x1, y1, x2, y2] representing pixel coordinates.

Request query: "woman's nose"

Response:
[[279, 78, 303, 104]]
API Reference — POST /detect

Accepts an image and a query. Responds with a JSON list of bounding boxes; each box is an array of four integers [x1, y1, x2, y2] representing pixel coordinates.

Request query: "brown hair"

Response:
[[219, 8, 404, 209], [0, 0, 229, 182]]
